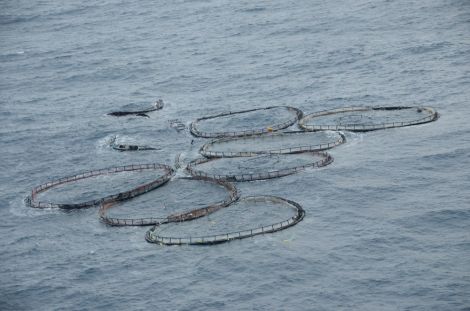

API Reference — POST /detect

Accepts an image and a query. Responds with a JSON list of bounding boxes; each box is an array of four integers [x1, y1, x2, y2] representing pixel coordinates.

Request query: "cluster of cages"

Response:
[[27, 104, 439, 245], [25, 162, 307, 245]]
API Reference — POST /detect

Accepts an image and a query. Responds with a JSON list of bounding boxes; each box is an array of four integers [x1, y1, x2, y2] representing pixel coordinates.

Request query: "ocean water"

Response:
[[1, 0, 469, 310]]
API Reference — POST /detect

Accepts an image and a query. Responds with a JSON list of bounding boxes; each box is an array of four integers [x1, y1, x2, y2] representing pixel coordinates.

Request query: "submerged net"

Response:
[[190, 106, 303, 138], [299, 106, 438, 132], [109, 126, 189, 152], [200, 131, 345, 158], [168, 119, 186, 132], [187, 152, 333, 182], [145, 195, 305, 245], [26, 163, 174, 209], [99, 176, 238, 226], [111, 143, 158, 151]]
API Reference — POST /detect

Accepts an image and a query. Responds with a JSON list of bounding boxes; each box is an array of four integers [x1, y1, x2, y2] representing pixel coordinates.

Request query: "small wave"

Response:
[[237, 7, 267, 13], [0, 14, 40, 25], [0, 51, 26, 61], [422, 209, 470, 227], [8, 196, 60, 218], [95, 134, 118, 152], [403, 41, 452, 55], [420, 148, 470, 162], [269, 26, 316, 37], [398, 209, 470, 231]]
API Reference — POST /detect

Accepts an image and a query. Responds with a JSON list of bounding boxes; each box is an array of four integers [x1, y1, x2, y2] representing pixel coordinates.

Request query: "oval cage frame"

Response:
[[299, 106, 438, 132], [99, 176, 239, 226], [145, 195, 305, 246], [190, 106, 303, 138], [200, 131, 345, 158], [187, 152, 333, 182], [26, 163, 174, 209]]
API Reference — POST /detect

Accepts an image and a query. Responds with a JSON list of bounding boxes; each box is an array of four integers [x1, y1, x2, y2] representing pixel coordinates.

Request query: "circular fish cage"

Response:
[[145, 195, 305, 246], [299, 106, 438, 132], [99, 176, 238, 226], [200, 131, 345, 158], [190, 106, 303, 138], [26, 164, 174, 209], [187, 152, 333, 182]]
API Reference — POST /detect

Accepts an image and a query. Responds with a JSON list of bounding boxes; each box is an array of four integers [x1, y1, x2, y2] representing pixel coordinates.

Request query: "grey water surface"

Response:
[[1, 0, 469, 310]]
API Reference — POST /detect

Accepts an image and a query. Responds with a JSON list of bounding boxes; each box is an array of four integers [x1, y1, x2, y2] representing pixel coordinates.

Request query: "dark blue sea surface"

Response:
[[1, 0, 469, 310]]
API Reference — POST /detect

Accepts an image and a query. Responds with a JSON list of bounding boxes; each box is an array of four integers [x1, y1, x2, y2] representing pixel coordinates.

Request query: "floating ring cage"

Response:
[[26, 163, 174, 209], [145, 195, 305, 246], [299, 106, 438, 132], [187, 152, 333, 182], [190, 106, 303, 138], [200, 131, 345, 158], [99, 176, 238, 226]]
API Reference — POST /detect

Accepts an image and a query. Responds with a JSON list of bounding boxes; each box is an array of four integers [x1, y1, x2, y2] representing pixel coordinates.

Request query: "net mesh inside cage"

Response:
[[190, 106, 303, 138], [99, 176, 238, 226], [187, 152, 333, 182], [200, 131, 345, 158], [26, 164, 174, 209], [299, 106, 438, 132], [145, 195, 305, 245]]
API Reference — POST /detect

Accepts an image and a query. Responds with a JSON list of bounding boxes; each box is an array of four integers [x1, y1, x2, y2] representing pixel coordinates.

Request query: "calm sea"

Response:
[[1, 0, 469, 310]]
